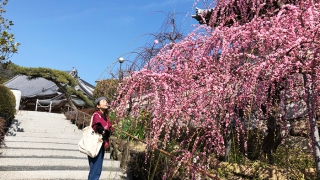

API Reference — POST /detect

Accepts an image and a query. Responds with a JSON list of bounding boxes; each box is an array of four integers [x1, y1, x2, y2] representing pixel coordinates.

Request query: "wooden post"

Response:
[[49, 101, 52, 113], [35, 99, 38, 111]]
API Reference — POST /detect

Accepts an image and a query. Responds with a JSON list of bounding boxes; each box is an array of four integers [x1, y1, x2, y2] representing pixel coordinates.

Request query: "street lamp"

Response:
[[118, 57, 124, 81]]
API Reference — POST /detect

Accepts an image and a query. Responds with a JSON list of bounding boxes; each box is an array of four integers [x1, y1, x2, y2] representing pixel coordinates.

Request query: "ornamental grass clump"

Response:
[[113, 0, 320, 178], [114, 110, 151, 140]]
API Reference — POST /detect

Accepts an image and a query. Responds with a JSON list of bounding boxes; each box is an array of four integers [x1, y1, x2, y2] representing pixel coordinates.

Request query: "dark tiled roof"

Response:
[[76, 78, 94, 98], [69, 67, 95, 98], [4, 75, 59, 98], [3, 68, 95, 107], [71, 98, 86, 106]]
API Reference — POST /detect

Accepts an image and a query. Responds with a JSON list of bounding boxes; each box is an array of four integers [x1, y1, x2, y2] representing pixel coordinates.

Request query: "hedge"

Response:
[[0, 84, 16, 127]]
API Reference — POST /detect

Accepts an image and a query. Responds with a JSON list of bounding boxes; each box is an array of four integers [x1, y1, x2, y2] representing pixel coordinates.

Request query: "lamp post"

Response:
[[118, 57, 124, 81]]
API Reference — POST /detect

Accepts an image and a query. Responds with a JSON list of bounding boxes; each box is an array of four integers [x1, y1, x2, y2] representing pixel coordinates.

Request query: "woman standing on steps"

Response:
[[88, 96, 114, 180]]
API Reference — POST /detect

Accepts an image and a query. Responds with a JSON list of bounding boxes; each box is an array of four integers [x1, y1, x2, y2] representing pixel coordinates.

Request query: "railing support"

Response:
[[35, 99, 38, 111]]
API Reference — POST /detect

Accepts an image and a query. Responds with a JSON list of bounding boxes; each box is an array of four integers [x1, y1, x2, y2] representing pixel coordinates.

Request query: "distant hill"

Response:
[[0, 61, 17, 84]]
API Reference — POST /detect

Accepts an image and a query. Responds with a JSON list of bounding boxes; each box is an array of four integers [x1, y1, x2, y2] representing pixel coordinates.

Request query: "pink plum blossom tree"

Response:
[[113, 0, 320, 178]]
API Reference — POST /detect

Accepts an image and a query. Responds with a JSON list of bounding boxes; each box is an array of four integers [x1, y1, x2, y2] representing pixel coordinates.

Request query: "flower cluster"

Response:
[[113, 0, 320, 178]]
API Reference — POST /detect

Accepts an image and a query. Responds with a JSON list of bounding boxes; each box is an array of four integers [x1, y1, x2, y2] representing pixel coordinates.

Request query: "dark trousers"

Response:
[[88, 146, 105, 180]]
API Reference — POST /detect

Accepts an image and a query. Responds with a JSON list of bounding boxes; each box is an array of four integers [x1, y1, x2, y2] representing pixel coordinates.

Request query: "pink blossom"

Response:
[[112, 0, 320, 178]]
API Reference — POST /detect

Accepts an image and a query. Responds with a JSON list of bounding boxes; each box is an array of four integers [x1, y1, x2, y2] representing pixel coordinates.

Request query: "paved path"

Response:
[[0, 110, 127, 180]]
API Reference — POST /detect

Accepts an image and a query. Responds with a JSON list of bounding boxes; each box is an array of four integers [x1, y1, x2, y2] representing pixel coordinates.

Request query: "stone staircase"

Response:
[[0, 110, 127, 180]]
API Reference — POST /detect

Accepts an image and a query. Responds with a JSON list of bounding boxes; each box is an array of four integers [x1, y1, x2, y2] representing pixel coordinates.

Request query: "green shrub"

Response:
[[127, 149, 167, 180], [0, 117, 6, 146], [113, 110, 151, 140], [93, 79, 119, 103], [273, 145, 315, 179], [0, 84, 15, 126]]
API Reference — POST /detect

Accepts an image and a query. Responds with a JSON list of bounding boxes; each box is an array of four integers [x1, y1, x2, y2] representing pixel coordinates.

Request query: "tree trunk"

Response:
[[304, 74, 320, 178], [308, 108, 320, 179], [56, 84, 77, 110], [262, 115, 281, 164], [261, 83, 282, 164], [66, 95, 77, 109], [224, 130, 232, 161]]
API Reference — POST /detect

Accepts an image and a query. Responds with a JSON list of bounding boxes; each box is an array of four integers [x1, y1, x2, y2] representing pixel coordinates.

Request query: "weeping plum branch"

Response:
[[114, 0, 320, 178]]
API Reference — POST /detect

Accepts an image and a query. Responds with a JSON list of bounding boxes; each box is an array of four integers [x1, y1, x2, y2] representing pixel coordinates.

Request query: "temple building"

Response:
[[4, 67, 94, 113]]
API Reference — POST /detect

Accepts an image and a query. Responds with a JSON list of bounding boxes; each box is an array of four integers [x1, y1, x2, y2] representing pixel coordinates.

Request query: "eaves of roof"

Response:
[[4, 75, 58, 98], [77, 78, 94, 98]]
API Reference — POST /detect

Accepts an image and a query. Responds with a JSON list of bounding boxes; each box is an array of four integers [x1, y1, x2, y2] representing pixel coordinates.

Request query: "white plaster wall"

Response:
[[10, 89, 21, 111]]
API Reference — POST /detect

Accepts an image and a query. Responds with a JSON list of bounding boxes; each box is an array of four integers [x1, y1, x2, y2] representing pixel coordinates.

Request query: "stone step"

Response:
[[14, 126, 79, 130], [8, 129, 82, 134], [14, 119, 77, 125], [17, 124, 78, 129], [0, 149, 112, 159], [5, 132, 82, 139], [0, 157, 120, 168], [3, 141, 80, 150], [0, 110, 127, 180], [4, 136, 79, 144], [11, 118, 77, 127], [16, 111, 67, 118], [15, 116, 70, 121], [0, 170, 126, 180], [15, 115, 67, 119]]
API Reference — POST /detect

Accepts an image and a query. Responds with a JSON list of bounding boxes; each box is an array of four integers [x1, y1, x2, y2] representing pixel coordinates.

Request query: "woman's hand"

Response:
[[96, 124, 104, 134], [103, 129, 111, 138]]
